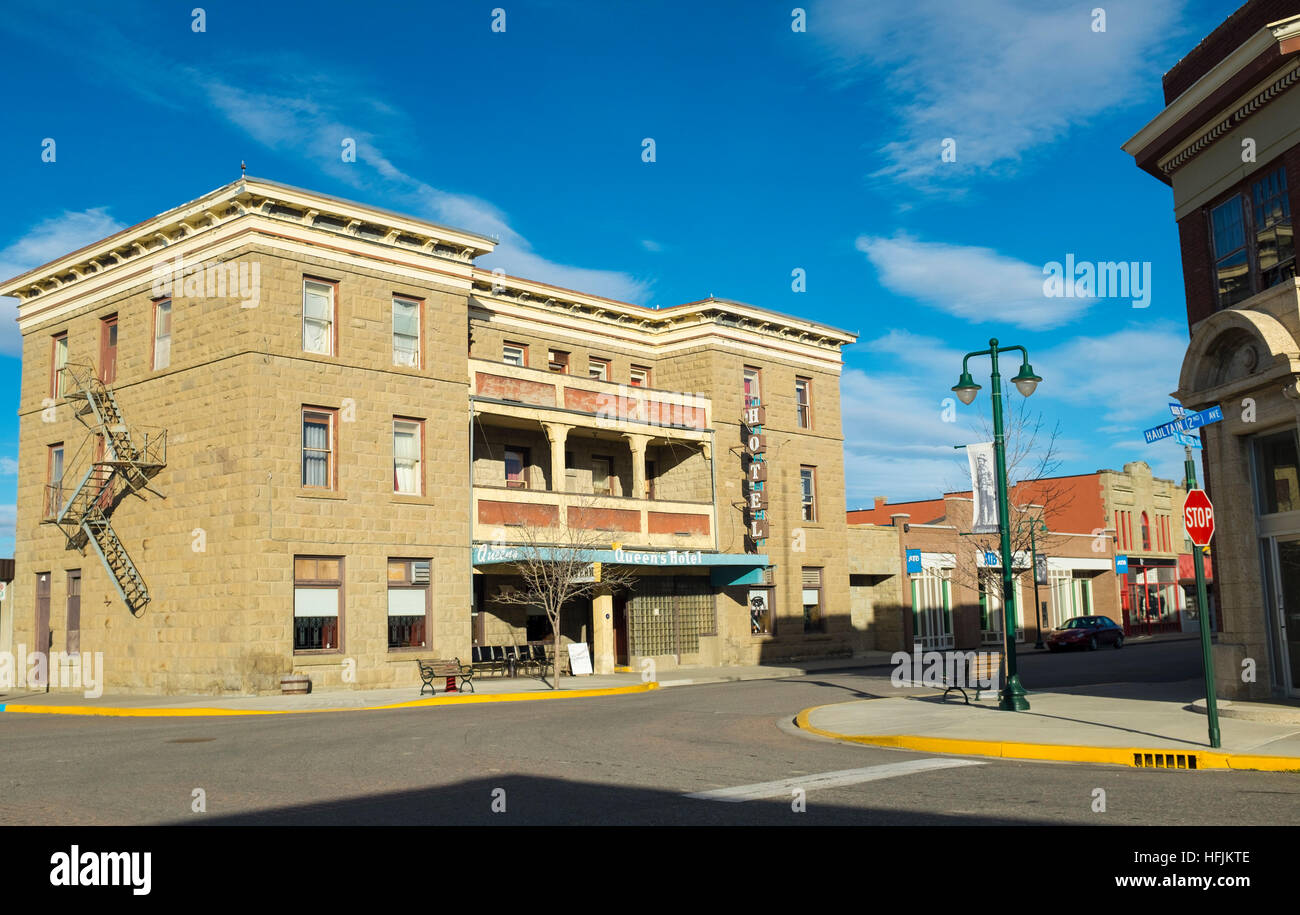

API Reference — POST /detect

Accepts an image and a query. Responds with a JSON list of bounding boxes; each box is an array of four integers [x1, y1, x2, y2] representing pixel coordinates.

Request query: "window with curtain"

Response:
[[388, 559, 430, 649], [51, 333, 68, 397], [795, 377, 811, 428], [393, 419, 421, 494], [153, 299, 172, 370], [802, 567, 825, 633], [393, 297, 419, 367], [302, 409, 334, 488], [800, 466, 817, 521], [743, 366, 761, 406], [294, 556, 342, 651], [303, 280, 334, 354], [46, 443, 64, 519], [1141, 512, 1151, 551]]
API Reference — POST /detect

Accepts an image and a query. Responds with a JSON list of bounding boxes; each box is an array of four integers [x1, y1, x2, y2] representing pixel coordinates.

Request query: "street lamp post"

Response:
[[1018, 518, 1049, 650], [953, 338, 1041, 712]]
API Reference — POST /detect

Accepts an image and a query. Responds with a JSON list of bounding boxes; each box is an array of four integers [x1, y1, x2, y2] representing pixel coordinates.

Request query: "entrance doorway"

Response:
[[613, 595, 629, 667]]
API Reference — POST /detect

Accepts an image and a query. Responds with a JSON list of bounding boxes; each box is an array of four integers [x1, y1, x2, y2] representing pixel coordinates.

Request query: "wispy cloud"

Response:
[[0, 503, 13, 554], [0, 457, 17, 475], [201, 74, 652, 304], [0, 209, 127, 356], [856, 233, 1091, 330], [813, 0, 1185, 186]]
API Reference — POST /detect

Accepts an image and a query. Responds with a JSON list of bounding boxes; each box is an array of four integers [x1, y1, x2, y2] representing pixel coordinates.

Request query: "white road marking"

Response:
[[685, 758, 985, 802]]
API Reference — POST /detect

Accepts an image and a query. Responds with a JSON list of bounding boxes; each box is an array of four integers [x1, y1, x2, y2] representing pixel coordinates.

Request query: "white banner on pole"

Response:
[[968, 442, 999, 534]]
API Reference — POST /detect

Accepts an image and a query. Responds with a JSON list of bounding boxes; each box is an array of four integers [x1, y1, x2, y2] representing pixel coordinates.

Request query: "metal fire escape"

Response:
[[44, 363, 167, 617]]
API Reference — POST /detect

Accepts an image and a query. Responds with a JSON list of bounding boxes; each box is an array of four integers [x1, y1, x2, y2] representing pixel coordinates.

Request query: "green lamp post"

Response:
[[952, 338, 1042, 712]]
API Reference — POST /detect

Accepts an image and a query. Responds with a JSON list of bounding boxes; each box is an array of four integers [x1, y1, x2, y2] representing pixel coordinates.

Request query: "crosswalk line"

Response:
[[684, 758, 985, 802]]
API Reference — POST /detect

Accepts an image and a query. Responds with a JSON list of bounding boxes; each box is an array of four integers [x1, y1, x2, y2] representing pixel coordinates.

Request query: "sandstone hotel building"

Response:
[[0, 177, 859, 694]]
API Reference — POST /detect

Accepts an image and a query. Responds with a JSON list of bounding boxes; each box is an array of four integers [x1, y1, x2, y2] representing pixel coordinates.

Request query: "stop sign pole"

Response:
[[1183, 449, 1221, 749]]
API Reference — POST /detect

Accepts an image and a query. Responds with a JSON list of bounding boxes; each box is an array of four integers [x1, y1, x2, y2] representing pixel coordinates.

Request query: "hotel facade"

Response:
[[0, 178, 859, 695]]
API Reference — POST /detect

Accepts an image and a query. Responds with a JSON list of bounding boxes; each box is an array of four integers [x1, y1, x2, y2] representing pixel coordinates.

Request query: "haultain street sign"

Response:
[[1142, 404, 1223, 443]]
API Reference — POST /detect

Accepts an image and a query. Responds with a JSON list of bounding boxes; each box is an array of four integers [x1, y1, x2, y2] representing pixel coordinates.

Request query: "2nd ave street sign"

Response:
[[1184, 489, 1214, 546], [1143, 405, 1224, 444]]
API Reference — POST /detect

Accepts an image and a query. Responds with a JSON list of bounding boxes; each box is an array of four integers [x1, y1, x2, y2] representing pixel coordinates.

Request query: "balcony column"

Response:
[[541, 422, 572, 493], [591, 588, 615, 675], [623, 432, 654, 499]]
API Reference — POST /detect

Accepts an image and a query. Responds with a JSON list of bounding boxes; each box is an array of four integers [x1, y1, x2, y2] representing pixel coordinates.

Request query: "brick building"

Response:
[[848, 462, 1204, 650], [1123, 1, 1300, 699], [0, 177, 859, 694]]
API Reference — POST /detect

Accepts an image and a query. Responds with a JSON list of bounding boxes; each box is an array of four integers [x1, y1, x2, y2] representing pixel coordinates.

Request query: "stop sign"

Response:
[[1184, 489, 1214, 546]]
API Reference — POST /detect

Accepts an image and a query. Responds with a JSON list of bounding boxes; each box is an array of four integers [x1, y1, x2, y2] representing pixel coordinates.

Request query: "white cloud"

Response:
[[0, 457, 16, 475], [0, 208, 127, 356], [813, 0, 1186, 185], [856, 233, 1092, 329], [202, 76, 652, 305], [641, 240, 664, 253], [0, 503, 13, 554]]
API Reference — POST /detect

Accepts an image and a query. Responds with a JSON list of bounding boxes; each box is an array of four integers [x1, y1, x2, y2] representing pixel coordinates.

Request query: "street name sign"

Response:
[[1143, 405, 1223, 444]]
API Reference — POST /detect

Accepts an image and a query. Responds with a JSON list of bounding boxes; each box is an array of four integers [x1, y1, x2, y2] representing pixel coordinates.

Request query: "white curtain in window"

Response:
[[303, 419, 329, 486], [154, 302, 172, 369], [303, 284, 332, 353], [393, 300, 419, 366], [388, 588, 425, 617], [294, 588, 339, 617], [394, 423, 419, 493]]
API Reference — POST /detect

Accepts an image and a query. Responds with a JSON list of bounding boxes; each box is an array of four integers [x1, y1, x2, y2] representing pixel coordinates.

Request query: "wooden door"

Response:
[[35, 573, 51, 669]]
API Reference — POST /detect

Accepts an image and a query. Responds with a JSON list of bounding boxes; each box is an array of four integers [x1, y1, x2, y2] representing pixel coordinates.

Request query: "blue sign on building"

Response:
[[1115, 555, 1128, 575], [905, 549, 922, 574], [984, 551, 998, 567]]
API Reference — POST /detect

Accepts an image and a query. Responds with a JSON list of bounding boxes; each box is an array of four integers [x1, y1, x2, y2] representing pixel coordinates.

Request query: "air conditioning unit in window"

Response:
[[412, 561, 431, 584]]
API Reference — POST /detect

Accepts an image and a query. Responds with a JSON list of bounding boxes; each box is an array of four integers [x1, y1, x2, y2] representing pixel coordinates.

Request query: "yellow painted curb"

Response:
[[794, 704, 1300, 773], [0, 682, 659, 718]]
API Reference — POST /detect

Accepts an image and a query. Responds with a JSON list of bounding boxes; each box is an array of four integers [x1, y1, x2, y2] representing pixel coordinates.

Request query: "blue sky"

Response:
[[0, 0, 1236, 554]]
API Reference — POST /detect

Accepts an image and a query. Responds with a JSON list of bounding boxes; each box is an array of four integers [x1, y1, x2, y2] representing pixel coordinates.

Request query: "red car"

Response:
[[1047, 616, 1125, 651]]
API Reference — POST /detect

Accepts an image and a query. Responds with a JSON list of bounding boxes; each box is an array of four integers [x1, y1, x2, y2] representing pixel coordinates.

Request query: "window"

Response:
[[802, 567, 825, 633], [66, 570, 81, 655], [1211, 197, 1250, 308], [302, 408, 336, 489], [1141, 512, 1151, 551], [99, 315, 118, 384], [743, 366, 762, 406], [800, 466, 817, 521], [152, 299, 172, 370], [503, 342, 526, 366], [1253, 167, 1294, 290], [51, 332, 68, 398], [294, 556, 342, 651], [505, 448, 529, 489], [393, 419, 423, 495], [547, 350, 569, 373], [303, 279, 335, 354], [749, 586, 774, 635], [592, 455, 614, 495], [1209, 167, 1295, 308], [795, 377, 812, 428], [645, 459, 657, 500], [387, 559, 431, 649], [1254, 429, 1300, 514], [393, 297, 420, 367], [588, 358, 609, 381], [46, 443, 64, 520], [630, 365, 651, 387]]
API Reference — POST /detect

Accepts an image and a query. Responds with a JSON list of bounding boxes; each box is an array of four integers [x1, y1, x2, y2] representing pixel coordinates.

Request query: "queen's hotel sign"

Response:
[[743, 401, 768, 549]]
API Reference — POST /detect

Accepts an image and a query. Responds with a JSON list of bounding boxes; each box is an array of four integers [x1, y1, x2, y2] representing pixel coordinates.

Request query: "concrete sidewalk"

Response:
[[0, 653, 896, 716], [798, 678, 1300, 772]]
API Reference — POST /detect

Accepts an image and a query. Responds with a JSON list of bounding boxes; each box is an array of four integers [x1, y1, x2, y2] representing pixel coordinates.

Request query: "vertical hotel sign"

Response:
[[744, 399, 768, 549]]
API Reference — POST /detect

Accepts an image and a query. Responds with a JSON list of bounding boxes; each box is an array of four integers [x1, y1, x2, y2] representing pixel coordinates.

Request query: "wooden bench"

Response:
[[942, 650, 1001, 704], [416, 658, 474, 695]]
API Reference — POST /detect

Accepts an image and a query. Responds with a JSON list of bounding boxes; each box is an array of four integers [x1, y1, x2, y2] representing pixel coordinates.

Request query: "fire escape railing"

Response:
[[42, 363, 166, 616]]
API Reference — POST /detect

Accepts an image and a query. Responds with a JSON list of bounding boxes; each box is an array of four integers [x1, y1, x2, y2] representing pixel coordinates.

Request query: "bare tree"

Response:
[[488, 500, 637, 689]]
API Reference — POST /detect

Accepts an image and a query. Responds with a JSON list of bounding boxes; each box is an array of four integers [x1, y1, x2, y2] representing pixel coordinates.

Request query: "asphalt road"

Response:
[[2, 638, 1297, 826]]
